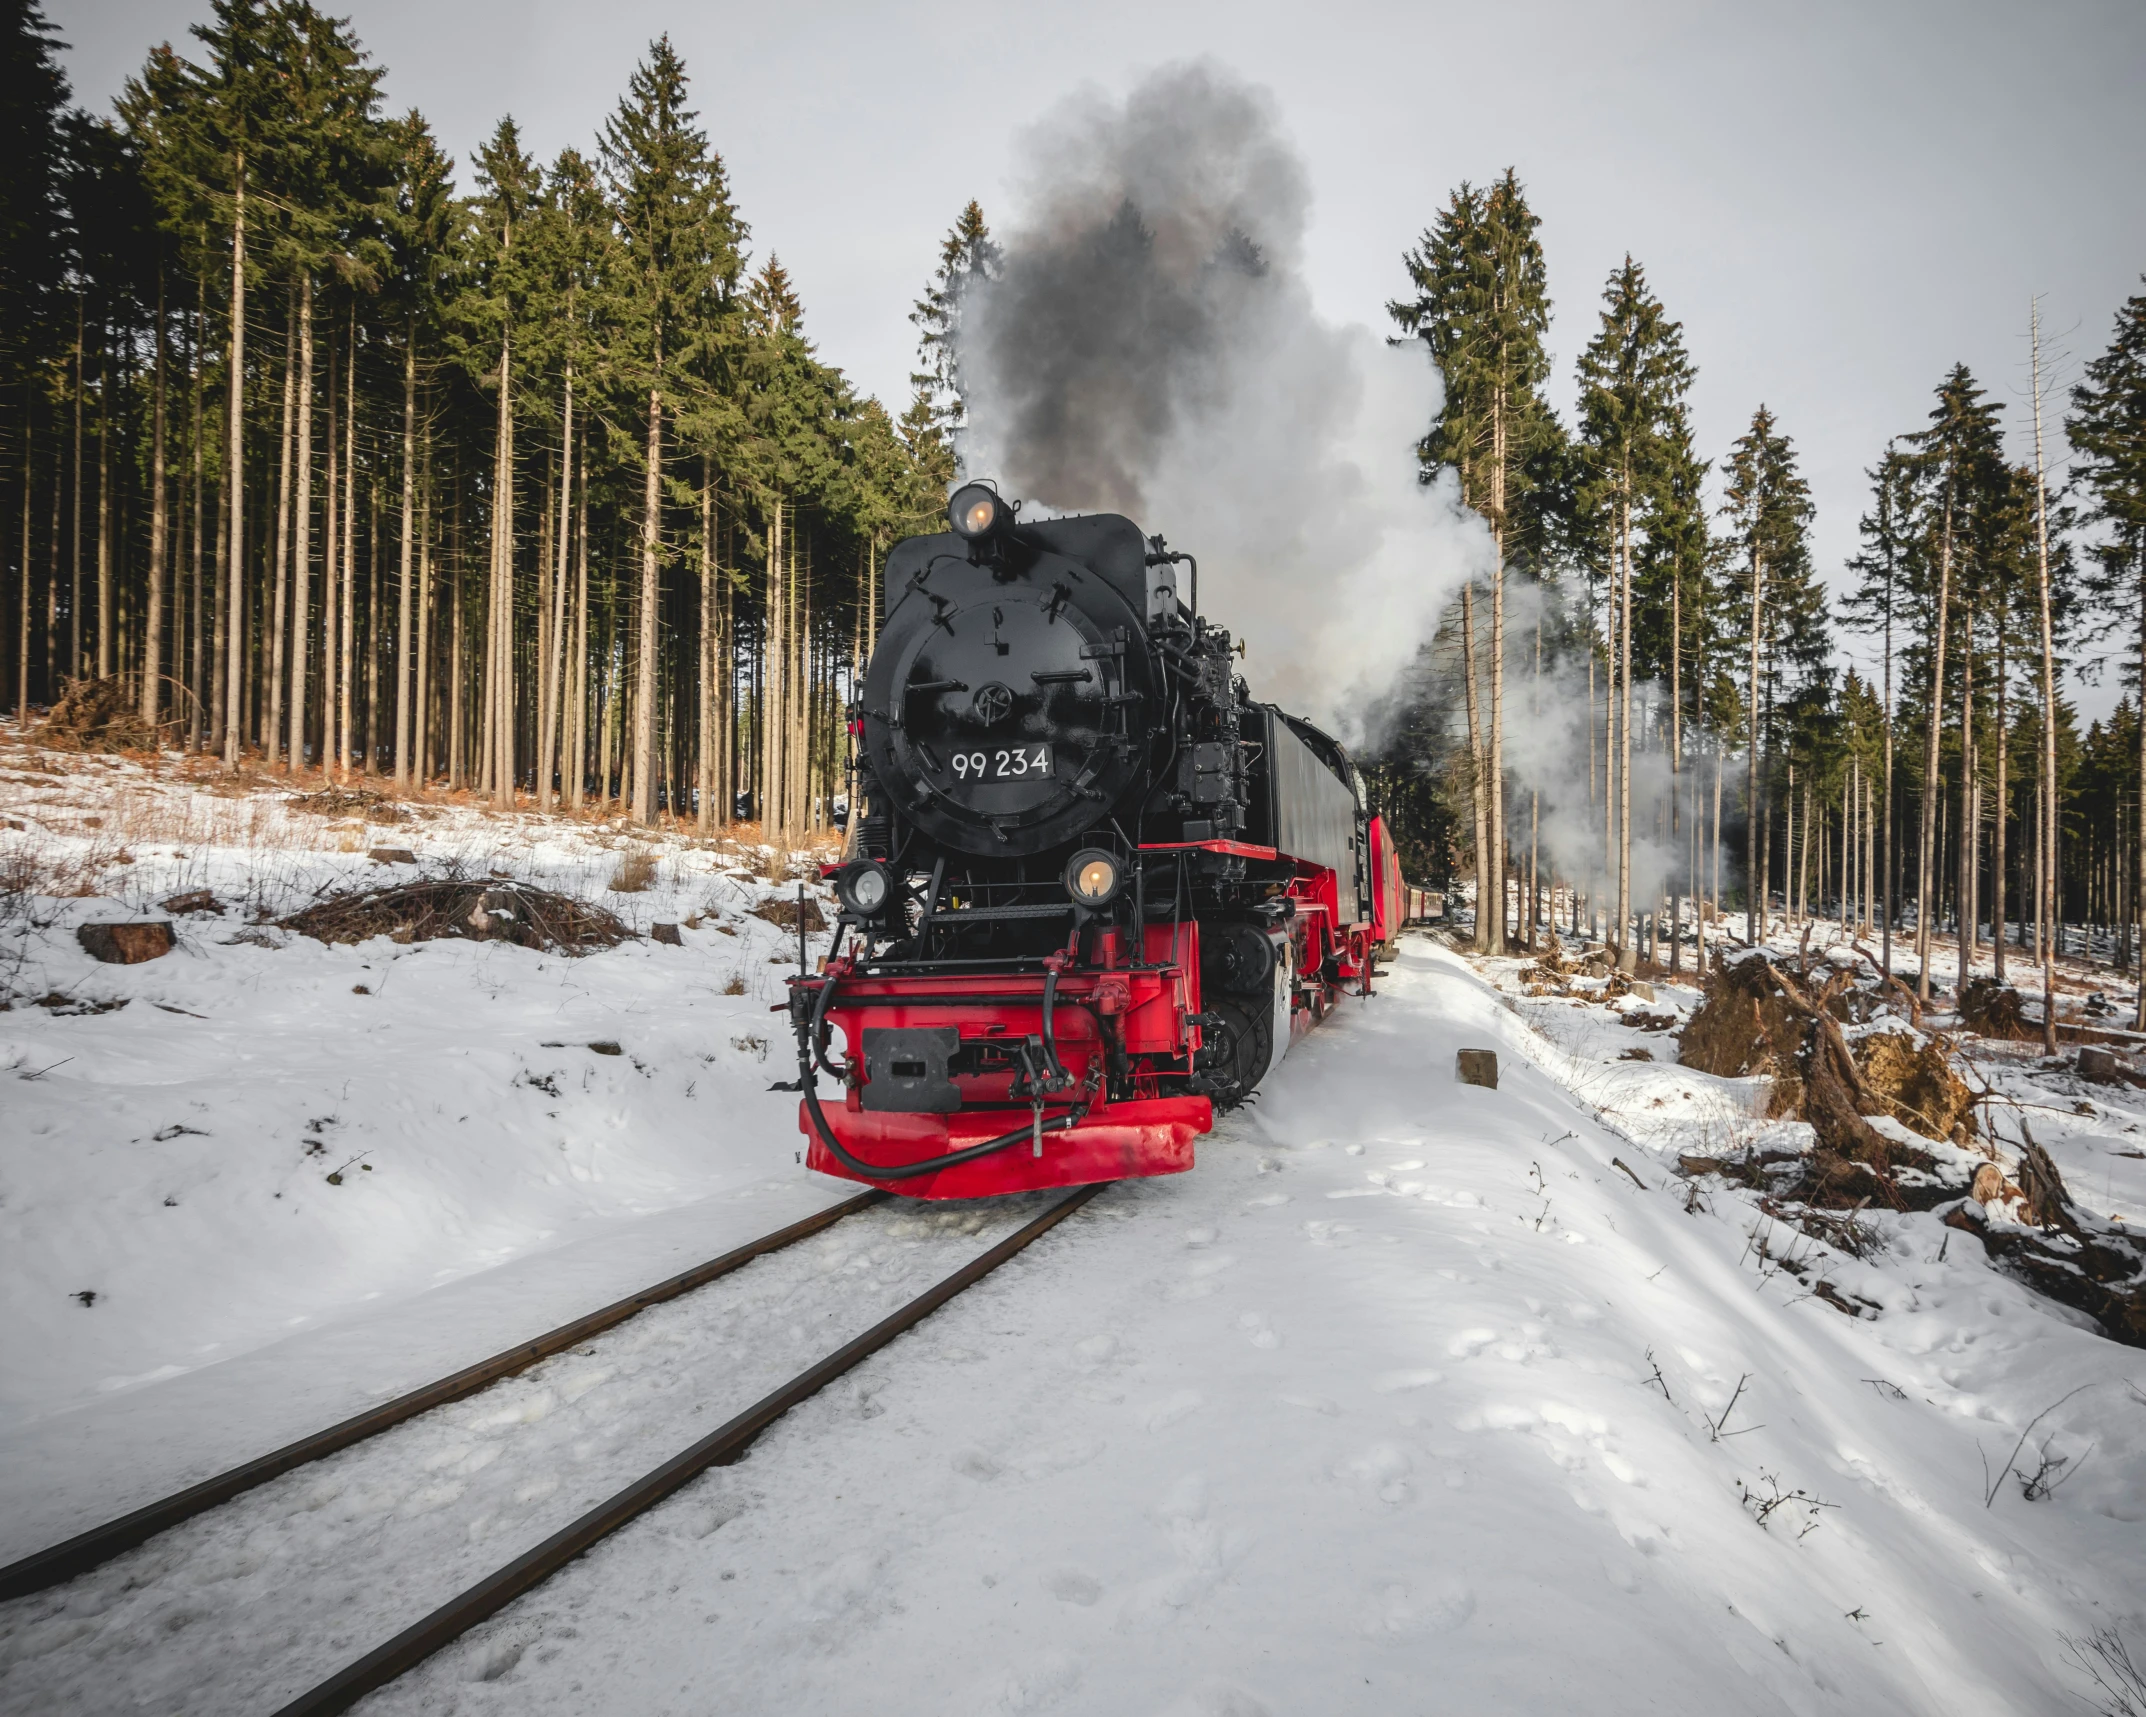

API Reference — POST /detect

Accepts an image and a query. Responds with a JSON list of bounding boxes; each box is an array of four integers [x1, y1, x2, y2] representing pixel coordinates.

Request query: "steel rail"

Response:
[[269, 1180, 1107, 1717], [0, 1189, 887, 1603]]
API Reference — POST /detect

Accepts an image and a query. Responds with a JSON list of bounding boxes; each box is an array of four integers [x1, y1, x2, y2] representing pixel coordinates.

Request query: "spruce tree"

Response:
[[909, 199, 998, 454], [1720, 405, 1817, 942], [600, 35, 742, 824], [1574, 255, 1693, 967], [2070, 280, 2146, 1021], [1390, 170, 1556, 953], [1841, 444, 1918, 972], [381, 110, 450, 786], [1902, 364, 2005, 998]]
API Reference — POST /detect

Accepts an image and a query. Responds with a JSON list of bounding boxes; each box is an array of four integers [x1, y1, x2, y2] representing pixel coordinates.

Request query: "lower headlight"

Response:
[[837, 860, 891, 917], [1065, 848, 1121, 909]]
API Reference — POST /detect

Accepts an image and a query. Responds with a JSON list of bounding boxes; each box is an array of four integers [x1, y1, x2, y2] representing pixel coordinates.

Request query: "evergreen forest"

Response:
[[3, 3, 2145, 1025]]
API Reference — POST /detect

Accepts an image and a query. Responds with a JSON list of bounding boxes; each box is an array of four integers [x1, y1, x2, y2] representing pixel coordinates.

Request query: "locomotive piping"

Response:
[[796, 941, 1087, 1182]]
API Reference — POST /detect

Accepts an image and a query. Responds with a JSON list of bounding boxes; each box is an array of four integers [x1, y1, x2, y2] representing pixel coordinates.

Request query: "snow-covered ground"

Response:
[[2, 749, 2143, 1716]]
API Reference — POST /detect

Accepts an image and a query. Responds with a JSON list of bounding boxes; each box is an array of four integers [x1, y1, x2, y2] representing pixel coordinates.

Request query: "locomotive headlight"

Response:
[[948, 482, 1005, 540], [1065, 848, 1121, 909], [836, 859, 891, 919]]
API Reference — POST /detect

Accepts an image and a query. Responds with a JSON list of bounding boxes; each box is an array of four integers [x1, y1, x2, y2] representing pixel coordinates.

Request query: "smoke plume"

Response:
[[957, 63, 1494, 740]]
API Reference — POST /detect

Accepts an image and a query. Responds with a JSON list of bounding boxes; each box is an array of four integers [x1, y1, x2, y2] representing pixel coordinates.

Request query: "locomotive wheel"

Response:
[[1196, 995, 1272, 1111]]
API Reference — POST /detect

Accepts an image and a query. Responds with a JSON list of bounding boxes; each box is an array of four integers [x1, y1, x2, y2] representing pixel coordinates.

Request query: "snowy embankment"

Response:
[[2, 749, 2142, 1716]]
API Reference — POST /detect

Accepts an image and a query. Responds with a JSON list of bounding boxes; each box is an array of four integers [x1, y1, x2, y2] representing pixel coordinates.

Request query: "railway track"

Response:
[[0, 1182, 1106, 1715], [0, 1188, 887, 1604]]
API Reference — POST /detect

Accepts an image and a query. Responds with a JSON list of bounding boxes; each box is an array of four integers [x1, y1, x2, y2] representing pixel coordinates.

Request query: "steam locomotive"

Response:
[[788, 481, 1403, 1198]]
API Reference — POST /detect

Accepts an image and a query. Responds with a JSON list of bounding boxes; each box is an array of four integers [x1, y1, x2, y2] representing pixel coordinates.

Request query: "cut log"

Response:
[[76, 922, 174, 964]]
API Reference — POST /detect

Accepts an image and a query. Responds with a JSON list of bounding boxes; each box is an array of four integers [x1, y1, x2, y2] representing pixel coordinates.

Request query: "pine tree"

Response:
[[1841, 444, 1917, 972], [2070, 280, 2146, 1023], [1390, 170, 1556, 954], [1720, 405, 1817, 941], [909, 199, 998, 451], [1, 1, 73, 724], [381, 110, 451, 787], [601, 35, 743, 825], [1574, 255, 1693, 968], [1902, 364, 2005, 999]]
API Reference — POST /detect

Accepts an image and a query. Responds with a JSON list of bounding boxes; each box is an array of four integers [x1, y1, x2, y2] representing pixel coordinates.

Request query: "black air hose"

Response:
[[795, 950, 1087, 1181]]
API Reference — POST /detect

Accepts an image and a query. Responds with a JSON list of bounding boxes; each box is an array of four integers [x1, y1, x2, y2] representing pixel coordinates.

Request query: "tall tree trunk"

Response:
[[287, 277, 313, 773], [340, 319, 356, 781], [414, 424, 432, 786], [567, 443, 587, 810], [489, 330, 514, 807], [1669, 556, 1682, 971], [2030, 302, 2060, 1053], [1458, 581, 1487, 946], [365, 484, 379, 772], [1915, 492, 1954, 1000], [2137, 559, 2145, 1028], [69, 297, 81, 680], [322, 324, 340, 778], [1959, 609, 1976, 971], [539, 365, 572, 810], [189, 297, 204, 750], [633, 374, 660, 824], [697, 455, 714, 832], [1487, 510, 1506, 955], [17, 383, 31, 729], [764, 495, 786, 834], [395, 319, 417, 787], [267, 286, 295, 766], [1745, 541, 1765, 945], [223, 152, 246, 766], [1616, 489, 1635, 970], [449, 474, 464, 790], [1994, 627, 2008, 984], [142, 277, 168, 732], [96, 337, 110, 680]]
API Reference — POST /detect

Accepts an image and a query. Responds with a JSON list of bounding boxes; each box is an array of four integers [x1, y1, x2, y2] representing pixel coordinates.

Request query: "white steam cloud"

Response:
[[956, 63, 1494, 742]]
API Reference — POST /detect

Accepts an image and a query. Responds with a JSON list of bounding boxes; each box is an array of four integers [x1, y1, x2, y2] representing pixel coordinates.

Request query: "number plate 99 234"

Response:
[[951, 745, 1052, 781]]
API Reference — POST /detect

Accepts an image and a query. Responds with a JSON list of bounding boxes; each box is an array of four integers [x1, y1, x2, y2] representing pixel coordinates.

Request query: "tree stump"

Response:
[[2078, 1045, 2127, 1084], [77, 922, 175, 964], [650, 922, 683, 946]]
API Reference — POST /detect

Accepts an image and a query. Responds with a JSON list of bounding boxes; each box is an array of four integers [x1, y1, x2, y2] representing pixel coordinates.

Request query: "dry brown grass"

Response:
[[609, 846, 659, 893]]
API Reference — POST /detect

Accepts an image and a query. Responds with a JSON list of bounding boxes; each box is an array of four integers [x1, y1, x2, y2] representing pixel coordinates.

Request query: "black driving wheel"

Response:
[[1196, 996, 1271, 1111]]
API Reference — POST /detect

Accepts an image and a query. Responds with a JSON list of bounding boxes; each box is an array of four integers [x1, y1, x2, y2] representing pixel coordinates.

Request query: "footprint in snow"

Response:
[[1045, 1569, 1103, 1606], [1447, 1328, 1498, 1358], [1237, 1310, 1281, 1349], [1142, 1390, 1205, 1431], [997, 1649, 1083, 1711], [1363, 1578, 1475, 1637]]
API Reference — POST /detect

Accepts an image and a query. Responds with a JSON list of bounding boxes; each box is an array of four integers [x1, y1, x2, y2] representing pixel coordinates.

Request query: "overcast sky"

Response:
[[51, 0, 2146, 702]]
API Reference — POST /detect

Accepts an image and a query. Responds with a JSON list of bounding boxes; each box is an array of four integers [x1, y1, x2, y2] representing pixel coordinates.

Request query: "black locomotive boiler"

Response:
[[789, 481, 1404, 1197]]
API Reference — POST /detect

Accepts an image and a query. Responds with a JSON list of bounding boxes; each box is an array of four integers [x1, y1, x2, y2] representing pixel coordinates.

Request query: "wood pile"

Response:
[[281, 878, 631, 954]]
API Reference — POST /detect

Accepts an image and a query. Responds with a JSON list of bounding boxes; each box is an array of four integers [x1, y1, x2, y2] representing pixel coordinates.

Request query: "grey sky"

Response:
[[52, 0, 2146, 701]]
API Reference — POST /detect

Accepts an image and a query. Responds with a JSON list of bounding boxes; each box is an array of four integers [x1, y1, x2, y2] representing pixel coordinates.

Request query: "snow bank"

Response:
[[2, 751, 2142, 1715]]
